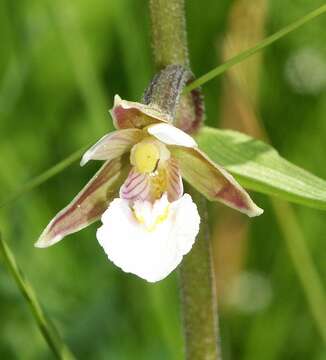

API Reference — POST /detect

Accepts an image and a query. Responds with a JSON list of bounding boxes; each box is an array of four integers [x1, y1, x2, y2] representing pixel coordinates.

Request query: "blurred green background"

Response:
[[0, 0, 326, 359]]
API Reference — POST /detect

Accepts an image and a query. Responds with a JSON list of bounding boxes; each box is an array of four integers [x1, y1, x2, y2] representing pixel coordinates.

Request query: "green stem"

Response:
[[179, 189, 220, 359], [149, 1, 220, 359], [149, 0, 189, 69], [0, 233, 75, 359]]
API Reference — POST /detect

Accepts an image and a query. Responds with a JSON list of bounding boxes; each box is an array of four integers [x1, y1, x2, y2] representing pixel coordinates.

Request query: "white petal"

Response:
[[148, 123, 197, 148], [96, 194, 200, 282]]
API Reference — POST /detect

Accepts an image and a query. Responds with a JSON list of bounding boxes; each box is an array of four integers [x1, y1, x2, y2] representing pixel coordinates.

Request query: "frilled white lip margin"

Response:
[[96, 194, 200, 282]]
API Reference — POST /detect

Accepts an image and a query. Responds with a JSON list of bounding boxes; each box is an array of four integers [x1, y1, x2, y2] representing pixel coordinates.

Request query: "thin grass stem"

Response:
[[184, 4, 326, 93], [0, 146, 87, 209], [0, 233, 75, 359]]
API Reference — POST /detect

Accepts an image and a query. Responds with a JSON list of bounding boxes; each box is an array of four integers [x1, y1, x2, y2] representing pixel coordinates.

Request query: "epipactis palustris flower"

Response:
[[36, 95, 263, 282]]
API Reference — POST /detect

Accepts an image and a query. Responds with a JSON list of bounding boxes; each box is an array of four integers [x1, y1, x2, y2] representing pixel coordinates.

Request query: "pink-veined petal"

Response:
[[171, 147, 263, 217], [119, 167, 150, 201], [166, 158, 183, 202], [148, 123, 197, 148], [110, 95, 170, 130], [80, 128, 143, 166], [35, 157, 130, 248]]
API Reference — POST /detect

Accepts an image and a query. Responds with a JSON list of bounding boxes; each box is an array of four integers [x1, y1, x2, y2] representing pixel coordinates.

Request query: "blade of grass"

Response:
[[184, 4, 326, 93], [0, 145, 87, 209], [271, 200, 326, 343], [0, 232, 75, 359]]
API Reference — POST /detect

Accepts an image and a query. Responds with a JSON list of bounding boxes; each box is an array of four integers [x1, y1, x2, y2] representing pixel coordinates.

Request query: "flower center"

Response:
[[131, 141, 160, 173], [130, 137, 170, 175]]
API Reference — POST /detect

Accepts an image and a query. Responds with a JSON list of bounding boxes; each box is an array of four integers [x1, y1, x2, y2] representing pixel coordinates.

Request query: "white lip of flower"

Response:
[[97, 193, 200, 282]]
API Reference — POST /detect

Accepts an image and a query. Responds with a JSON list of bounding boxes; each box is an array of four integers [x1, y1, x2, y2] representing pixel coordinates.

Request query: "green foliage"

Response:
[[196, 126, 326, 210], [0, 0, 326, 359]]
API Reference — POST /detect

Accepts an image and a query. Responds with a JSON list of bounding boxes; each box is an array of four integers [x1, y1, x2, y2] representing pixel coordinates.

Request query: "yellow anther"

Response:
[[150, 168, 167, 200], [132, 142, 160, 173]]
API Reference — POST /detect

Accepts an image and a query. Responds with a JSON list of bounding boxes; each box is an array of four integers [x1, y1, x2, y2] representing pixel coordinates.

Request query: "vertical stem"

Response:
[[149, 1, 220, 359], [180, 188, 220, 359], [149, 0, 189, 69]]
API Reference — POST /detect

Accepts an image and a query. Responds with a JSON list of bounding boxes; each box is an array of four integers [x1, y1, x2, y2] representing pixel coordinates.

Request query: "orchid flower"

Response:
[[36, 93, 263, 282]]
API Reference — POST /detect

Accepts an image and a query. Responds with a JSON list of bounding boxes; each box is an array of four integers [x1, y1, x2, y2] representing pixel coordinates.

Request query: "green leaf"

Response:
[[195, 127, 326, 210]]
